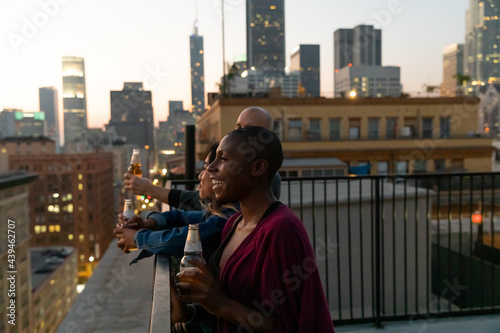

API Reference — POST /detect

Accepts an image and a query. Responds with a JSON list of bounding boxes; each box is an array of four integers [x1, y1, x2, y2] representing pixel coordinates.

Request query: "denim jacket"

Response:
[[130, 208, 236, 265]]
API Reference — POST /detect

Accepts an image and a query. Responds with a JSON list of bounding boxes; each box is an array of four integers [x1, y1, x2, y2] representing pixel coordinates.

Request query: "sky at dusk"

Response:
[[0, 0, 469, 130]]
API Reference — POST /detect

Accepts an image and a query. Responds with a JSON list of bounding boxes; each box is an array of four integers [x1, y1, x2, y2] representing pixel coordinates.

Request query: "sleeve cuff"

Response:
[[168, 189, 182, 208], [147, 212, 167, 230]]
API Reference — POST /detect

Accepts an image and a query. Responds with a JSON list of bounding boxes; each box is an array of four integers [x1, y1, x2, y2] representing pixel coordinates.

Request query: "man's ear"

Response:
[[251, 159, 268, 177]]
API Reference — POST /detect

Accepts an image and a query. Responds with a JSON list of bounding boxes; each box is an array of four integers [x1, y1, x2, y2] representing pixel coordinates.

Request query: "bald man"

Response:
[[236, 106, 274, 130], [123, 106, 280, 211]]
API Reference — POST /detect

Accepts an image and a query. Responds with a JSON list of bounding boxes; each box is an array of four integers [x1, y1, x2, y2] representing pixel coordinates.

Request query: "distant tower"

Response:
[[190, 20, 205, 115], [464, 0, 500, 88], [334, 29, 354, 71], [352, 25, 382, 67], [108, 82, 154, 152], [290, 45, 320, 97], [334, 24, 399, 98], [246, 0, 285, 74], [39, 87, 59, 145], [62, 56, 87, 145], [334, 25, 381, 70], [440, 44, 464, 97]]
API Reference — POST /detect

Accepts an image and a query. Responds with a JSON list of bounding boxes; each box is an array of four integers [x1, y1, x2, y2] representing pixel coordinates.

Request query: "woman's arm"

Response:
[[177, 260, 275, 331]]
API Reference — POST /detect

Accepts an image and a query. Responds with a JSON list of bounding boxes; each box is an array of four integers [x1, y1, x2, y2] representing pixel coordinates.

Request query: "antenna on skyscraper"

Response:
[[221, 0, 227, 97]]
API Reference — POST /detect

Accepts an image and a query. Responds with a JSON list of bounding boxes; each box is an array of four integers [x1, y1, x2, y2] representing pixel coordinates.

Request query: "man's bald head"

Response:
[[235, 107, 274, 130]]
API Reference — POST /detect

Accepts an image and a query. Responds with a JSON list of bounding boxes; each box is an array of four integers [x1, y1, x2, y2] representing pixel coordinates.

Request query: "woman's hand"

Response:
[[114, 225, 138, 253], [123, 173, 153, 196], [177, 259, 226, 316]]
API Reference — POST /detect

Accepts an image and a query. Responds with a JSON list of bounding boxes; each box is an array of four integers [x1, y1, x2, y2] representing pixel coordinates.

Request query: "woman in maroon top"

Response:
[[177, 126, 335, 332]]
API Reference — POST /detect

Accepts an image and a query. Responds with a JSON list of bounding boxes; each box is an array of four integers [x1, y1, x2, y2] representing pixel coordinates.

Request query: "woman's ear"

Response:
[[251, 159, 268, 177]]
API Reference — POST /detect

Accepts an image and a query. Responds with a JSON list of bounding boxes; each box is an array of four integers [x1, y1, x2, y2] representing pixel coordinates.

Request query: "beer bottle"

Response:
[[180, 224, 205, 272], [122, 199, 134, 219], [128, 149, 142, 176], [121, 199, 138, 251]]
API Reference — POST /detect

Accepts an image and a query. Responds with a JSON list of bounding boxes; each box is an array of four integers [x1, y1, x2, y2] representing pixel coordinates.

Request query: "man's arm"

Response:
[[124, 173, 170, 202], [124, 172, 202, 210], [134, 214, 228, 258]]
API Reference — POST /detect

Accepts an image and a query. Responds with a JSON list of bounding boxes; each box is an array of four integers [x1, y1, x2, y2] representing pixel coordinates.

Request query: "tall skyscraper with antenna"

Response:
[[62, 56, 87, 145], [190, 19, 205, 115]]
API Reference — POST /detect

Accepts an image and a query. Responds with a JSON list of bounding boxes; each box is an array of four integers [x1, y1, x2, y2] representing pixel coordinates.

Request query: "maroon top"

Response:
[[216, 204, 335, 332]]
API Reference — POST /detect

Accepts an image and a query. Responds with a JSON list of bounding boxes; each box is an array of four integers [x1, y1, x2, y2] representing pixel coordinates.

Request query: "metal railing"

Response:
[[152, 172, 500, 328]]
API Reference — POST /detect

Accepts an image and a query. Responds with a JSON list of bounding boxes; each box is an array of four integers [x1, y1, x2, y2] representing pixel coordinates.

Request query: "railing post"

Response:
[[374, 177, 384, 328]]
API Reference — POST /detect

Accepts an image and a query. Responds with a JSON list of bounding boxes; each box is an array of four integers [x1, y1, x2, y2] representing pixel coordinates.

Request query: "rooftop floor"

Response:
[[57, 240, 154, 333]]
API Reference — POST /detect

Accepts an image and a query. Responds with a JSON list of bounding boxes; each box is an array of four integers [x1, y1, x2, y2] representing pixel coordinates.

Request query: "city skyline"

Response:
[[1, 0, 468, 131]]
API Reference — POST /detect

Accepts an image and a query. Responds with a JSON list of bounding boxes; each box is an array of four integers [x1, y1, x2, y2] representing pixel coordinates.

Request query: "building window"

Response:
[[386, 118, 398, 139], [422, 118, 433, 138], [309, 119, 321, 141], [302, 170, 312, 177], [313, 169, 322, 177], [288, 170, 298, 177], [329, 118, 341, 140], [403, 117, 416, 138], [288, 119, 302, 141], [378, 161, 389, 175], [368, 118, 379, 139], [395, 160, 408, 175], [349, 118, 361, 140], [434, 159, 446, 173], [414, 160, 427, 173], [440, 117, 451, 138]]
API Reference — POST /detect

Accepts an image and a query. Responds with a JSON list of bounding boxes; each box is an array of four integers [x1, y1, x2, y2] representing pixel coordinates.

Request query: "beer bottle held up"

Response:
[[128, 149, 142, 176], [180, 224, 205, 272]]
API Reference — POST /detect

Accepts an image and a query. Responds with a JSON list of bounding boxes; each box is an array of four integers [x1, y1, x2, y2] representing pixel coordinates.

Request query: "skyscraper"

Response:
[[352, 25, 382, 67], [334, 24, 398, 98], [14, 111, 46, 137], [440, 44, 465, 97], [464, 0, 500, 87], [39, 87, 59, 144], [62, 56, 87, 145], [107, 82, 154, 152], [246, 0, 285, 74], [290, 44, 320, 97], [0, 108, 19, 138], [190, 20, 205, 115], [334, 25, 381, 70], [334, 29, 354, 70]]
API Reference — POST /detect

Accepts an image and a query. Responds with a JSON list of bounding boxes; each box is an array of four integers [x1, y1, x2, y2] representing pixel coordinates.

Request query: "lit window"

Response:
[[49, 225, 55, 232], [78, 174, 83, 180], [55, 225, 61, 232], [79, 234, 84, 242], [41, 225, 47, 233], [68, 234, 74, 241], [78, 184, 83, 191], [35, 225, 41, 234]]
